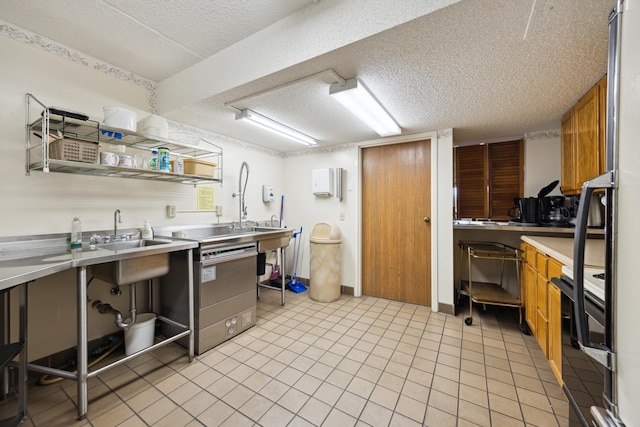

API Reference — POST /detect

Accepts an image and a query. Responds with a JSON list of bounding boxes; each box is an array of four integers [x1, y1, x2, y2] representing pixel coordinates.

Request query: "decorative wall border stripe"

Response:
[[525, 129, 560, 140], [0, 19, 159, 113]]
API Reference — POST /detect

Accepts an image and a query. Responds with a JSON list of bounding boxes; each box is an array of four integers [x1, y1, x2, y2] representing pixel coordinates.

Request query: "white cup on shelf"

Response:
[[118, 155, 135, 168], [99, 152, 119, 166]]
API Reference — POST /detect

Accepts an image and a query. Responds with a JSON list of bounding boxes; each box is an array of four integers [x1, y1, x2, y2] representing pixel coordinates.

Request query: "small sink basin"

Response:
[[252, 227, 293, 251], [96, 239, 171, 251], [252, 226, 284, 232], [91, 239, 171, 285]]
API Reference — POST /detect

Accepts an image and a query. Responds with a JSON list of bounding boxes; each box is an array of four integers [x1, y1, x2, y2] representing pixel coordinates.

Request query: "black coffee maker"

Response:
[[508, 197, 539, 224], [508, 180, 560, 225]]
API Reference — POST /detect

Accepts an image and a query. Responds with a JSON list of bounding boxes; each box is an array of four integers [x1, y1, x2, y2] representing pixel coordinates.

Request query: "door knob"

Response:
[[423, 216, 431, 223]]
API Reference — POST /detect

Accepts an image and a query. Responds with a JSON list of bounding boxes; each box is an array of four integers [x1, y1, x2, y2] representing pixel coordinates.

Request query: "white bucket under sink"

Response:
[[124, 313, 156, 356]]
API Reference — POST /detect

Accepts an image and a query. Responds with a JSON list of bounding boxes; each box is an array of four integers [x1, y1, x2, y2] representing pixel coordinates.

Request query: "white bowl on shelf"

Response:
[[103, 106, 137, 131], [138, 114, 168, 139]]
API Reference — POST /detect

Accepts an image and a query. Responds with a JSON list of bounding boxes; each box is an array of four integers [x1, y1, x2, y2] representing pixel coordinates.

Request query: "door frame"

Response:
[[355, 130, 455, 313]]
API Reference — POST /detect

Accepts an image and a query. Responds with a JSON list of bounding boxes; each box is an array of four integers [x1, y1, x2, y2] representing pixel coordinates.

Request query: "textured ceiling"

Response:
[[0, 0, 615, 152]]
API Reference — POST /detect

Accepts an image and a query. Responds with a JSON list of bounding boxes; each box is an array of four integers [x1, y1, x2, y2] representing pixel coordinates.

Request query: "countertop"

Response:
[[0, 238, 198, 292], [520, 235, 605, 268], [453, 220, 604, 235], [0, 224, 293, 291]]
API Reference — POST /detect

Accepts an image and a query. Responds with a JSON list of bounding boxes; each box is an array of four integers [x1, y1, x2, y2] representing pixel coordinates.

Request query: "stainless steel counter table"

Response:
[[0, 233, 198, 420]]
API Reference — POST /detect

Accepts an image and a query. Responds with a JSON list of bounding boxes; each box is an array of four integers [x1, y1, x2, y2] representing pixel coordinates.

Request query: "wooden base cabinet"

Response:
[[522, 243, 537, 336], [520, 242, 564, 386], [548, 282, 562, 385]]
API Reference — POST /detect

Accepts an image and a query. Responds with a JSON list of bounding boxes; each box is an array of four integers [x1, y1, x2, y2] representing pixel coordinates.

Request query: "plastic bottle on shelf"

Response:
[[158, 147, 170, 172], [149, 149, 159, 171], [174, 155, 184, 174], [70, 217, 82, 250], [141, 220, 154, 239]]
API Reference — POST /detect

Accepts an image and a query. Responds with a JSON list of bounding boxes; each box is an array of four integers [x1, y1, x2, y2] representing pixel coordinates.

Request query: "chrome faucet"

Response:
[[232, 161, 250, 230], [114, 209, 122, 237]]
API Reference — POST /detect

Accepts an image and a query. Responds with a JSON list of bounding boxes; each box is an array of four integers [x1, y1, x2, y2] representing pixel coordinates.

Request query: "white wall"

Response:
[[0, 37, 285, 237], [281, 145, 358, 288], [0, 34, 285, 359], [524, 130, 562, 197]]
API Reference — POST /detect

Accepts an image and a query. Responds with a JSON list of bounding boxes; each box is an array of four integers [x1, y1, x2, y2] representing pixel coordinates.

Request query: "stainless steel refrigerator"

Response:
[[558, 1, 640, 425]]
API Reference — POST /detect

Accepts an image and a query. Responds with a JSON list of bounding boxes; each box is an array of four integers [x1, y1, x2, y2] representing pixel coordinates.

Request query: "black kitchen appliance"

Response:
[[543, 195, 572, 227], [508, 180, 561, 225], [537, 180, 560, 223], [508, 197, 539, 224]]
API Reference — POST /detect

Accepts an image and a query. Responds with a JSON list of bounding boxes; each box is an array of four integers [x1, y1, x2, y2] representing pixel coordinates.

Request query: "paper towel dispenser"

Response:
[[312, 168, 333, 196]]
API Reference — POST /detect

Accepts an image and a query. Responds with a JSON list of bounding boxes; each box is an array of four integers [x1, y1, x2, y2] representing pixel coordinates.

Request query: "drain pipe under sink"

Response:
[[92, 284, 137, 329]]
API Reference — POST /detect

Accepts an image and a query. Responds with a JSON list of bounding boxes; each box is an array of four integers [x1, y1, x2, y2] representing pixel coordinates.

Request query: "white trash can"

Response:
[[309, 222, 342, 302], [125, 313, 156, 356]]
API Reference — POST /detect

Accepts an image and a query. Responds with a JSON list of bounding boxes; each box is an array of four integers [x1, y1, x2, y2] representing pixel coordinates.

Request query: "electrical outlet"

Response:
[[339, 212, 345, 221], [216, 205, 223, 217], [166, 205, 176, 218]]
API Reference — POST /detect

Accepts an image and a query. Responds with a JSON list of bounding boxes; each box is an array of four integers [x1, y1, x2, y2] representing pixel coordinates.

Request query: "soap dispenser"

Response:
[[141, 220, 153, 239]]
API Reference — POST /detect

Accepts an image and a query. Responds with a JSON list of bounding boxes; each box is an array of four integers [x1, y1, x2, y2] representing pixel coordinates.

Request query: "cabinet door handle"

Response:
[[423, 216, 431, 223]]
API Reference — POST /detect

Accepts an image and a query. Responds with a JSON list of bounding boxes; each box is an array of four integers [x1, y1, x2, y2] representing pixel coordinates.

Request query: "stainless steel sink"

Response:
[[90, 239, 171, 285], [95, 238, 171, 251], [252, 226, 284, 232], [154, 224, 293, 250], [251, 227, 293, 251]]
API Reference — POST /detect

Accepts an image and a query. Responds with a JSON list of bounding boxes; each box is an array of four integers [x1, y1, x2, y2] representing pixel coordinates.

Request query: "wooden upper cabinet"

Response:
[[455, 140, 523, 220], [560, 75, 607, 195], [561, 110, 576, 194], [575, 86, 600, 188], [599, 75, 607, 174]]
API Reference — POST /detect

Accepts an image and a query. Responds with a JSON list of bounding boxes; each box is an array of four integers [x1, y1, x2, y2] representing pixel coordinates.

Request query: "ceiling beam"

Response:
[[156, 0, 461, 114]]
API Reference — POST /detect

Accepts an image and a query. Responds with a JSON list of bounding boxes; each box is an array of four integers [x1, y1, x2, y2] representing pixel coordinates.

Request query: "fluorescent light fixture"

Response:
[[236, 109, 318, 146], [330, 78, 401, 137]]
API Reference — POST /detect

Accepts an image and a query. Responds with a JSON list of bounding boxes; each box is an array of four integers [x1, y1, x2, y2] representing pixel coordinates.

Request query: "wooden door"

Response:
[[361, 140, 431, 306]]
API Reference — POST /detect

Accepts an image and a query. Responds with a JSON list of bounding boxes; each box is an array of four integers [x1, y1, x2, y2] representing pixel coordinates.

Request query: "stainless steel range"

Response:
[[156, 224, 291, 354]]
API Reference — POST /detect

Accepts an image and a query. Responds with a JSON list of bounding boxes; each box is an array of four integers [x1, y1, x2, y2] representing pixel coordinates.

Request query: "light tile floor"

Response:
[[1, 289, 569, 426]]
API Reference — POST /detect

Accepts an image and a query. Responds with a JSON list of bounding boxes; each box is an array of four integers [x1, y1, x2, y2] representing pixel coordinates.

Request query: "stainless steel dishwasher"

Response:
[[160, 241, 257, 354]]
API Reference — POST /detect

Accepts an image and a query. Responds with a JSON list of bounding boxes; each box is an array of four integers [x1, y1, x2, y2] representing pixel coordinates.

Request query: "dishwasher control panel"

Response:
[[199, 242, 257, 262]]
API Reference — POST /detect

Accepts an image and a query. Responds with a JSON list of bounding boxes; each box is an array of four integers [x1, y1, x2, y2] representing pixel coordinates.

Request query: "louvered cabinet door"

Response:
[[488, 141, 523, 220], [455, 140, 522, 220], [455, 144, 486, 219]]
